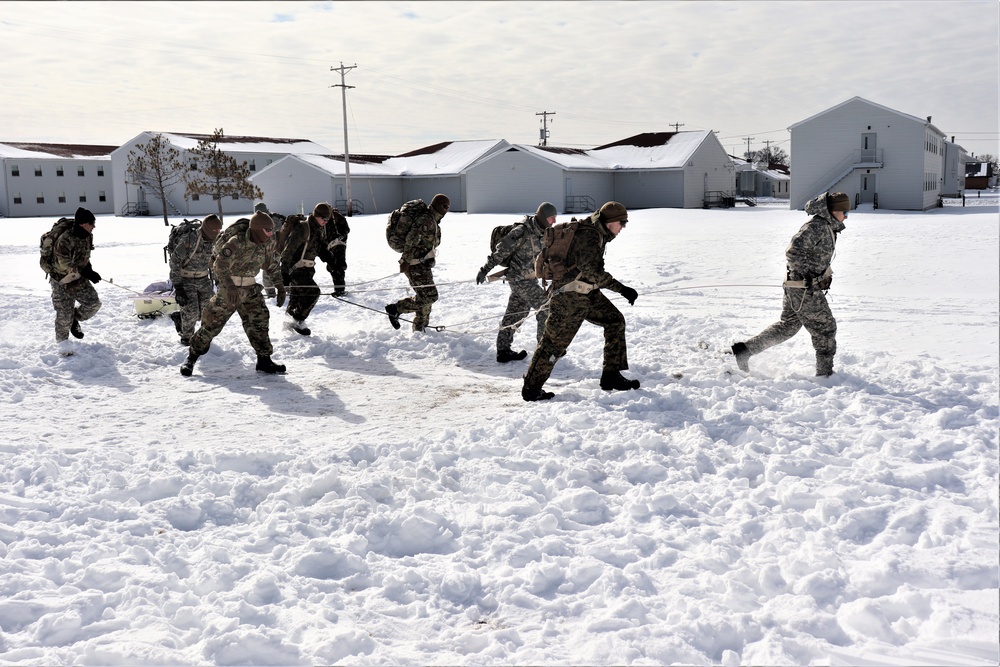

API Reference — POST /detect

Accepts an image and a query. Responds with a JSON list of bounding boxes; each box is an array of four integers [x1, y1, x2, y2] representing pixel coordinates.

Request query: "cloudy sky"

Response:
[[2, 1, 997, 158]]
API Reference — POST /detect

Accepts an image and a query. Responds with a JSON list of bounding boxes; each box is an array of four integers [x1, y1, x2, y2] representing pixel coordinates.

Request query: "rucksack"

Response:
[[39, 217, 76, 277], [488, 221, 525, 267], [162, 219, 202, 264], [386, 199, 429, 253], [534, 218, 583, 284], [275, 214, 306, 255]]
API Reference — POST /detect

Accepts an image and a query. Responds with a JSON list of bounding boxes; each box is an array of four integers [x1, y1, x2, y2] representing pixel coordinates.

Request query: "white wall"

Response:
[[683, 135, 735, 208], [2, 157, 113, 218], [613, 170, 684, 209], [465, 150, 564, 214]]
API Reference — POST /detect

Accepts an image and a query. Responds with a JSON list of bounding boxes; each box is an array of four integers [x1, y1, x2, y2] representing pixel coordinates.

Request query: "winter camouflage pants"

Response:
[[523, 289, 628, 390], [744, 286, 837, 374], [497, 279, 548, 353], [50, 277, 101, 342], [393, 262, 438, 332], [285, 267, 321, 322], [189, 283, 273, 357], [176, 277, 215, 341]]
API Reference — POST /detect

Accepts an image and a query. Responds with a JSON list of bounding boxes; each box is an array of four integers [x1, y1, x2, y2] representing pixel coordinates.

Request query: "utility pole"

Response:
[[536, 111, 555, 146], [762, 140, 774, 164], [742, 136, 755, 162], [669, 122, 685, 132], [331, 62, 356, 215]]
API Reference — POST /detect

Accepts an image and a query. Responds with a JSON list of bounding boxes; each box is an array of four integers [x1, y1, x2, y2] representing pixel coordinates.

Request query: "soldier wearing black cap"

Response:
[[47, 207, 102, 345], [521, 201, 640, 401], [731, 190, 849, 377]]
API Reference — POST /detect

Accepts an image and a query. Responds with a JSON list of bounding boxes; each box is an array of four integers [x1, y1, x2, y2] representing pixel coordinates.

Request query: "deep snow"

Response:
[[0, 198, 997, 666]]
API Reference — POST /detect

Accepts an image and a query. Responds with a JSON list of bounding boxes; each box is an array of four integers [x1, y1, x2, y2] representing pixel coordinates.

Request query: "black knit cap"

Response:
[[75, 207, 96, 226]]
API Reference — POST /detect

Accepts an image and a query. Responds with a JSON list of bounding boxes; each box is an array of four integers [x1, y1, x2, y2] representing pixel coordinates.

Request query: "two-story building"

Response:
[[0, 142, 116, 218]]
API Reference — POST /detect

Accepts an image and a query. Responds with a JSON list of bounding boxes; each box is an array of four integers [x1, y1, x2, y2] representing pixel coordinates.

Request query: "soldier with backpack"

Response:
[[278, 202, 348, 336], [168, 214, 223, 346], [521, 201, 640, 402], [40, 207, 103, 346], [180, 211, 287, 376], [255, 203, 285, 298], [385, 193, 450, 332], [476, 202, 557, 363]]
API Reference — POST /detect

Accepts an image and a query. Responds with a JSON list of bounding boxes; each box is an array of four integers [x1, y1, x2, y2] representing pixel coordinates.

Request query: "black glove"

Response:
[[620, 286, 638, 306], [82, 264, 101, 284], [476, 267, 488, 285], [174, 286, 189, 307], [276, 286, 286, 308]]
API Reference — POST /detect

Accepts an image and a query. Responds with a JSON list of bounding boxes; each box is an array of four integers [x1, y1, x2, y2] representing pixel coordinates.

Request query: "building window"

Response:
[[11, 165, 19, 177], [78, 167, 85, 177], [232, 193, 239, 200], [37, 194, 45, 204], [191, 194, 200, 201], [99, 191, 107, 202], [79, 193, 87, 202], [35, 166, 42, 177], [249, 160, 256, 172], [189, 160, 198, 171], [57, 166, 64, 177], [13, 193, 21, 204], [58, 193, 66, 203], [97, 166, 105, 177]]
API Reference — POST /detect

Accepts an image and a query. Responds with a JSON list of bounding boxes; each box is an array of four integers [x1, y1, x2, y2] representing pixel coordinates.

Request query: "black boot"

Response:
[[170, 310, 183, 334], [522, 384, 555, 402], [256, 355, 287, 374], [497, 349, 528, 363], [69, 314, 84, 340], [385, 304, 401, 330], [180, 352, 200, 377], [600, 370, 640, 391], [731, 342, 751, 372], [286, 317, 311, 336]]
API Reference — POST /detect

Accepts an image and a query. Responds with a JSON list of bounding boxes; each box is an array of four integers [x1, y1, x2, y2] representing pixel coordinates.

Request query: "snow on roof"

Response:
[[156, 132, 332, 155], [381, 139, 510, 175], [0, 142, 116, 159], [269, 154, 402, 178], [512, 131, 715, 171]]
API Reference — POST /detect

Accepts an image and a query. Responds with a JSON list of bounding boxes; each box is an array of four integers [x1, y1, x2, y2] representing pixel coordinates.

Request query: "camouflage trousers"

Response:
[[744, 286, 837, 374], [189, 283, 273, 357], [524, 289, 628, 390], [393, 262, 438, 332], [497, 279, 548, 353], [50, 277, 102, 342], [176, 277, 215, 340], [329, 244, 347, 293], [285, 267, 322, 322]]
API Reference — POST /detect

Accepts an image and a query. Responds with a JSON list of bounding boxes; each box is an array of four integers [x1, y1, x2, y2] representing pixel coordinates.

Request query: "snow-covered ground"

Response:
[[1, 198, 997, 666]]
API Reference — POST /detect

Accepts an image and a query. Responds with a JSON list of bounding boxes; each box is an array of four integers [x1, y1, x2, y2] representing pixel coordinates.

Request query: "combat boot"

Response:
[[497, 349, 528, 363], [69, 314, 84, 340], [256, 355, 287, 374], [522, 384, 555, 402], [180, 352, 200, 377], [600, 370, 640, 391], [170, 310, 183, 334], [731, 342, 751, 372], [286, 317, 311, 336], [385, 304, 401, 330]]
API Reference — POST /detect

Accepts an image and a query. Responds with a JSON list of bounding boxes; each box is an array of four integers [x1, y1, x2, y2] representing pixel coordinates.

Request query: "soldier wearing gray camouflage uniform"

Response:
[[522, 201, 640, 402], [279, 202, 348, 336], [169, 214, 222, 346], [48, 207, 103, 344], [180, 211, 287, 376], [731, 191, 849, 377], [385, 193, 449, 333], [476, 202, 556, 363]]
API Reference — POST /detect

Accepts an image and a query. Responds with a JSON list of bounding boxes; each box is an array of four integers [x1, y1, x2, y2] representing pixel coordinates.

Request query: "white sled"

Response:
[[134, 280, 179, 319]]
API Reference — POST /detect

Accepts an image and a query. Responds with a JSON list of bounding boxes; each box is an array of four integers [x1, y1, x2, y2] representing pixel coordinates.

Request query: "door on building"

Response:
[[860, 172, 876, 204], [861, 133, 877, 163]]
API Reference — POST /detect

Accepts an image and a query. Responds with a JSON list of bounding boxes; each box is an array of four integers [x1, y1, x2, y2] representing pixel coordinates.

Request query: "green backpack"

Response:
[[39, 217, 76, 277]]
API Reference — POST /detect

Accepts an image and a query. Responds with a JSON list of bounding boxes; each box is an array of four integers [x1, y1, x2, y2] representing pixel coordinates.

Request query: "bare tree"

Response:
[[185, 128, 263, 223], [127, 133, 186, 226], [749, 146, 789, 168]]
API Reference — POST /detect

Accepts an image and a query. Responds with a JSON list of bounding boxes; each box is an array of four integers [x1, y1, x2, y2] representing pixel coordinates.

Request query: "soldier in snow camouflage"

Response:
[[731, 191, 849, 377], [169, 215, 222, 346], [180, 212, 287, 376], [48, 207, 103, 345], [385, 193, 449, 333], [521, 202, 640, 402], [476, 202, 556, 363]]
